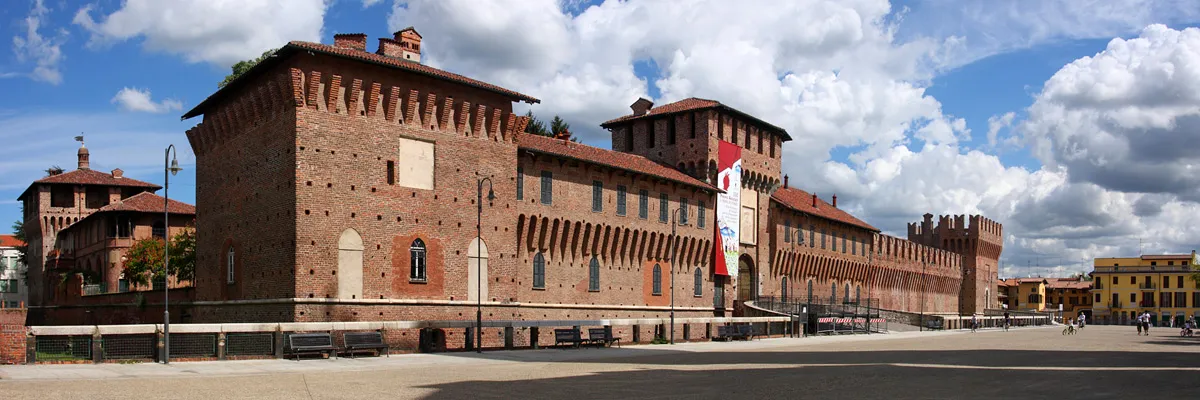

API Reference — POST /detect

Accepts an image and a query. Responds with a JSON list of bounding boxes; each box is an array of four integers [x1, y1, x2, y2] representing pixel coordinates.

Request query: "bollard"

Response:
[[465, 327, 474, 351], [217, 332, 227, 361], [273, 329, 285, 359], [156, 329, 165, 363]]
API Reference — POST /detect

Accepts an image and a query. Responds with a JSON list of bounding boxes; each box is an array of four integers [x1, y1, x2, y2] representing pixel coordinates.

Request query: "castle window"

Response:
[[386, 161, 395, 185], [680, 198, 689, 225], [784, 220, 791, 243], [152, 222, 165, 239], [841, 235, 847, 254], [809, 226, 815, 248], [698, 200, 706, 228], [616, 185, 627, 216], [659, 193, 669, 223], [639, 190, 649, 219], [624, 126, 634, 151], [532, 252, 545, 289], [851, 236, 857, 255], [86, 186, 109, 209], [515, 166, 523, 200], [769, 136, 776, 158], [844, 284, 851, 303], [592, 181, 603, 212], [717, 113, 724, 141], [820, 229, 826, 249], [589, 257, 600, 292], [647, 121, 656, 148], [540, 171, 552, 205], [690, 112, 697, 139], [652, 264, 662, 295], [831, 232, 837, 252], [226, 247, 236, 284], [50, 185, 74, 208], [410, 239, 427, 281], [694, 267, 702, 297], [667, 117, 676, 145]]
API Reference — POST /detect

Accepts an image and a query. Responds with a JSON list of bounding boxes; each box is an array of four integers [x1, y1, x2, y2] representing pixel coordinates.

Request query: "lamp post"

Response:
[[920, 259, 926, 332], [163, 144, 181, 364], [668, 206, 684, 345], [475, 173, 495, 354]]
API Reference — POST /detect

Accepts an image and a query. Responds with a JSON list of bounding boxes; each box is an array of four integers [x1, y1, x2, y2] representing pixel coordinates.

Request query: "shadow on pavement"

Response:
[[413, 361, 1193, 400]]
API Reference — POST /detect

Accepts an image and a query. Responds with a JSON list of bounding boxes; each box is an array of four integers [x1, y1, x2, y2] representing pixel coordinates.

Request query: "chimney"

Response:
[[393, 27, 422, 62], [631, 98, 654, 116], [783, 175, 788, 189], [832, 194, 838, 208], [333, 33, 367, 51], [377, 38, 404, 58], [111, 168, 123, 179], [77, 144, 90, 170], [811, 193, 817, 208]]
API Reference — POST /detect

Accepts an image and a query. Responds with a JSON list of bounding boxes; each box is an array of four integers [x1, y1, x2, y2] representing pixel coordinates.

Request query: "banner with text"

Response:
[[714, 141, 741, 279]]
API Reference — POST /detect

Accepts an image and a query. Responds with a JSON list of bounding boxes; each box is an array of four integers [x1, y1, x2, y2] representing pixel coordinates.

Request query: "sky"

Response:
[[3, 0, 1200, 278]]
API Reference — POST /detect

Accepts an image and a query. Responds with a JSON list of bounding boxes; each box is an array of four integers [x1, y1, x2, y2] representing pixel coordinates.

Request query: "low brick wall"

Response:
[[0, 308, 27, 364]]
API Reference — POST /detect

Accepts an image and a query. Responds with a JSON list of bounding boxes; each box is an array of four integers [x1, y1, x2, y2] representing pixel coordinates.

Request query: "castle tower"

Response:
[[77, 144, 90, 170], [908, 214, 1003, 314]]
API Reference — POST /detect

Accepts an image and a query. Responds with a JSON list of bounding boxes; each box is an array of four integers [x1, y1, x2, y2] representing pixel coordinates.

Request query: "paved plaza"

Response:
[[1, 325, 1197, 399]]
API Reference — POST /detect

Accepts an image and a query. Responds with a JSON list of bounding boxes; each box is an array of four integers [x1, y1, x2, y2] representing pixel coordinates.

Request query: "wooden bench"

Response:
[[343, 332, 389, 358], [288, 333, 337, 361], [587, 328, 621, 348], [554, 328, 587, 349]]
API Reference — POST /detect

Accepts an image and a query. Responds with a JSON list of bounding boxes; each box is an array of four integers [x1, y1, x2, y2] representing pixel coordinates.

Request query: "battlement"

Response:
[[186, 67, 531, 157], [907, 213, 1003, 252]]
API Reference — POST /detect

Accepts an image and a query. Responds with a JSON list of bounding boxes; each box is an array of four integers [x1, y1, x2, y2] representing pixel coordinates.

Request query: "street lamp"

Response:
[[475, 173, 495, 354], [668, 206, 685, 345], [920, 258, 927, 332], [163, 144, 181, 364]]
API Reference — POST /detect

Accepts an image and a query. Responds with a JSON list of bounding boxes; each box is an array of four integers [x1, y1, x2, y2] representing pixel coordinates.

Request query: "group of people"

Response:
[[1135, 312, 1152, 335]]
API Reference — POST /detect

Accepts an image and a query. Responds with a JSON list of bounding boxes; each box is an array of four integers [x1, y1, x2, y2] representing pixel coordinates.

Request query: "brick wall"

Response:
[[0, 308, 26, 364]]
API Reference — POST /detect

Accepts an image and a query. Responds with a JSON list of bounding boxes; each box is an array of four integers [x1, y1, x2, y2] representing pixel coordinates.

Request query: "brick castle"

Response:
[[22, 28, 1002, 329]]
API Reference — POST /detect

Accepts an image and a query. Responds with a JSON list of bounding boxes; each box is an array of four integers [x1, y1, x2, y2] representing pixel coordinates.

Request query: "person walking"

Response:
[[971, 314, 978, 332], [1003, 310, 1010, 331], [1136, 314, 1143, 335]]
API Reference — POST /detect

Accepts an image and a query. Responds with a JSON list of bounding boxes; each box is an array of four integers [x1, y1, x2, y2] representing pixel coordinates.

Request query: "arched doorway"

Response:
[[737, 255, 755, 302], [337, 229, 363, 299], [467, 238, 489, 302]]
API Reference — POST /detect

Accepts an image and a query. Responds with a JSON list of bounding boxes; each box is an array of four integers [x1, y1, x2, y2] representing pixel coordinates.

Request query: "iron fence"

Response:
[[102, 334, 156, 360], [171, 334, 217, 358], [226, 333, 274, 356], [35, 335, 91, 361]]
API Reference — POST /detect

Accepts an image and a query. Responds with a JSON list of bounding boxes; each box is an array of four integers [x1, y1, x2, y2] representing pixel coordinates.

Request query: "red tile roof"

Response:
[[183, 40, 539, 119], [517, 134, 714, 191], [0, 235, 23, 248], [600, 97, 791, 141], [96, 192, 196, 215], [770, 186, 877, 232], [18, 169, 161, 200], [1047, 278, 1092, 290]]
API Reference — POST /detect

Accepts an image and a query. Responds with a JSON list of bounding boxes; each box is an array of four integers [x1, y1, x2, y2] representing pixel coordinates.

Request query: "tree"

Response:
[[219, 48, 278, 88], [122, 231, 197, 287], [523, 112, 579, 142], [10, 206, 29, 281]]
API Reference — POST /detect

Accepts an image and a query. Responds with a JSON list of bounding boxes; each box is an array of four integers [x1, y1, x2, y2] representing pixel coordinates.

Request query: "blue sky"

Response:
[[3, 0, 1200, 277]]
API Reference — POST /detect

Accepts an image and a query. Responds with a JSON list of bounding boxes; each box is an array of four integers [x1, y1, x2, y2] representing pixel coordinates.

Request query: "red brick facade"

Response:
[[30, 30, 1001, 326], [0, 308, 26, 365]]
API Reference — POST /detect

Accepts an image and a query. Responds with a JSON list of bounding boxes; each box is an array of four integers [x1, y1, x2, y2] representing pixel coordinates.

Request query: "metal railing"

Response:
[[1139, 282, 1157, 290]]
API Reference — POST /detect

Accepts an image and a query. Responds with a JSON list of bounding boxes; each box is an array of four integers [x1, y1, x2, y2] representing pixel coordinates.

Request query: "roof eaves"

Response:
[[769, 196, 879, 232], [518, 146, 718, 193]]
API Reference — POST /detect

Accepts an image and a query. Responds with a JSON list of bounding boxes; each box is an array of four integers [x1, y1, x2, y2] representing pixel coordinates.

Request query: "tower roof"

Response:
[[600, 97, 791, 141], [17, 169, 160, 201]]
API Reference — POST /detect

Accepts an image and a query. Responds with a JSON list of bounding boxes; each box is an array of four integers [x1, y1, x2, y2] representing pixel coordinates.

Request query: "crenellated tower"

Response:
[[908, 213, 1003, 314]]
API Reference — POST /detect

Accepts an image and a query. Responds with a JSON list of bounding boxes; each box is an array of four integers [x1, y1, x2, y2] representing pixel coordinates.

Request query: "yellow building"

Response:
[[998, 277, 1092, 322], [1091, 252, 1200, 326]]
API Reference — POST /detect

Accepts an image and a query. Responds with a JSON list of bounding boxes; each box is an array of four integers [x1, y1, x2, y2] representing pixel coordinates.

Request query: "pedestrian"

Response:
[[1136, 315, 1143, 335], [1003, 310, 1010, 331], [971, 314, 978, 332]]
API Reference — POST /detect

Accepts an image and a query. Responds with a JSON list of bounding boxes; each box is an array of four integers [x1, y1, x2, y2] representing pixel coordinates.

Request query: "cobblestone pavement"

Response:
[[1, 325, 1196, 399]]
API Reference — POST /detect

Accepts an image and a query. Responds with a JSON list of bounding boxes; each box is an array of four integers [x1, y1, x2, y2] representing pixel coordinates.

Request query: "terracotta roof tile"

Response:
[[517, 134, 714, 191], [0, 235, 23, 248], [600, 97, 791, 140], [96, 192, 196, 215], [19, 169, 161, 201], [183, 40, 539, 119], [771, 187, 877, 232]]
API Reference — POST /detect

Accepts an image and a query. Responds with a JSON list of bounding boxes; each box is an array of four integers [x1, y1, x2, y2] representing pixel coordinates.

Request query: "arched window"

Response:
[[588, 256, 600, 292], [226, 247, 236, 283], [844, 283, 850, 303], [781, 276, 789, 301], [533, 252, 546, 289], [652, 264, 662, 295], [807, 280, 813, 303], [410, 239, 427, 281], [693, 267, 702, 297], [830, 282, 837, 303]]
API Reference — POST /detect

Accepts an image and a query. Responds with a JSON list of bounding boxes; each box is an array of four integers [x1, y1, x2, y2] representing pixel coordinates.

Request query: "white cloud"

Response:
[[362, 0, 384, 7], [111, 87, 184, 113], [378, 0, 1200, 277], [11, 0, 67, 84], [73, 0, 328, 66]]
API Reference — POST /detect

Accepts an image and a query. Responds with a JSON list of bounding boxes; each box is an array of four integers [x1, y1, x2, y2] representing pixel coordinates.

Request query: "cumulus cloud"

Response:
[[378, 1, 1200, 277], [72, 0, 327, 66], [111, 87, 183, 113], [11, 0, 67, 84]]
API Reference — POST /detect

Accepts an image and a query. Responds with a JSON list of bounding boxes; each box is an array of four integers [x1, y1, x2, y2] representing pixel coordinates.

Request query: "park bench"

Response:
[[554, 328, 587, 349], [343, 331, 389, 358], [288, 333, 337, 361], [587, 328, 621, 348], [741, 324, 764, 340]]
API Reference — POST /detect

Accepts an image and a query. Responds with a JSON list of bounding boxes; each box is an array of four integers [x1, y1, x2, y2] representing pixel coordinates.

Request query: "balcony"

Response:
[[1138, 301, 1156, 308], [1139, 282, 1157, 291], [1091, 282, 1104, 290]]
